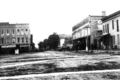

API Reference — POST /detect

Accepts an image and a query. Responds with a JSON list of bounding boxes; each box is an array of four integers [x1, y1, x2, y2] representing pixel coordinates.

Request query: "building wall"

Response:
[[72, 16, 103, 50], [59, 39, 65, 47], [0, 23, 14, 45], [15, 24, 30, 45], [72, 24, 90, 40], [0, 23, 30, 48], [102, 16, 120, 48], [72, 16, 103, 40]]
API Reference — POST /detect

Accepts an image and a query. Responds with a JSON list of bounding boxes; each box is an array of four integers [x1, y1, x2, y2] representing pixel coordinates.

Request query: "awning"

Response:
[[1, 45, 16, 48], [73, 36, 90, 41], [99, 33, 111, 41]]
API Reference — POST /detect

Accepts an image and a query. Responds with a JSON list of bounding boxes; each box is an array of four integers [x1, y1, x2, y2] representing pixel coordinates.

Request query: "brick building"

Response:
[[0, 22, 31, 54]]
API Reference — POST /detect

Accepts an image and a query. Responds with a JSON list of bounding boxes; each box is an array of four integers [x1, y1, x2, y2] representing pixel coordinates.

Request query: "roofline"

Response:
[[72, 16, 89, 31], [102, 10, 120, 22], [89, 15, 105, 17], [72, 15, 103, 31]]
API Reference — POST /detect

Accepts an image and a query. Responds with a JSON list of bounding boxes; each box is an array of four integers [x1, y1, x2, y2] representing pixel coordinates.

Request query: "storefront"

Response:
[[99, 34, 113, 50], [73, 36, 90, 50]]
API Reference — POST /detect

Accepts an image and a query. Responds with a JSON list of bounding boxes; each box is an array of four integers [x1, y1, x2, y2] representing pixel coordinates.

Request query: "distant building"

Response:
[[30, 34, 35, 51], [100, 10, 120, 49], [63, 37, 73, 49], [58, 34, 72, 48], [0, 22, 31, 54]]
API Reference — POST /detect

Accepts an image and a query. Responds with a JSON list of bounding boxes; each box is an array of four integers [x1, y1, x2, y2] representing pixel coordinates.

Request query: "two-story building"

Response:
[[100, 10, 120, 50], [90, 20, 103, 49], [72, 13, 105, 50], [0, 22, 31, 54]]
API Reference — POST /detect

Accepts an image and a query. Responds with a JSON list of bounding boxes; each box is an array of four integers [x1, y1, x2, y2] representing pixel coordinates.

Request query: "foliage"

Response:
[[43, 39, 49, 50], [38, 42, 43, 50], [38, 33, 60, 51], [48, 33, 60, 50]]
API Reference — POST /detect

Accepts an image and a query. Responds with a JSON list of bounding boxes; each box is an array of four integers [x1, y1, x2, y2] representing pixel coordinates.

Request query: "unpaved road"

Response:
[[0, 51, 119, 68], [0, 51, 120, 80]]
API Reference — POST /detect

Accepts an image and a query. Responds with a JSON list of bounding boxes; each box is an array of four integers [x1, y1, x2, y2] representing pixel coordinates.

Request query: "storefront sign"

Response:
[[2, 45, 16, 48]]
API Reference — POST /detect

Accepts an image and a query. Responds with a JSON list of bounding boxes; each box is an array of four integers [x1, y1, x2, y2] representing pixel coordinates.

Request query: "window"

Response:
[[26, 37, 28, 43], [18, 38, 20, 43], [1, 38, 3, 44], [105, 25, 107, 33], [17, 29, 20, 32], [22, 37, 24, 43], [119, 34, 120, 45], [112, 35, 115, 46], [26, 29, 28, 31], [12, 38, 15, 43], [2, 30, 4, 35], [103, 25, 104, 33], [7, 38, 10, 44], [117, 20, 119, 32], [112, 20, 114, 29], [7, 29, 9, 34], [107, 24, 109, 33], [13, 29, 15, 34], [117, 34, 119, 45]]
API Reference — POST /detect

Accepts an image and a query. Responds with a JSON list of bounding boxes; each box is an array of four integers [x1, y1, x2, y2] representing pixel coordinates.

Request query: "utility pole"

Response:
[[85, 26, 89, 51]]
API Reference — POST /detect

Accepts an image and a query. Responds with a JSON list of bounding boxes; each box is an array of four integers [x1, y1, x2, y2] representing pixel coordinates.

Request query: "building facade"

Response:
[[58, 34, 72, 49], [0, 22, 31, 54], [72, 15, 104, 50], [100, 10, 120, 50], [90, 21, 103, 49]]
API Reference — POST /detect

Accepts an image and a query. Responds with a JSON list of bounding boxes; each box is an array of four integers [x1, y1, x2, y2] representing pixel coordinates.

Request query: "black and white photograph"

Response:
[[0, 0, 120, 80]]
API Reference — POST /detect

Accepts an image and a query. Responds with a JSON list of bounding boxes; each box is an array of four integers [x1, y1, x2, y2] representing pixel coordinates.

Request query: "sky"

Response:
[[0, 0, 119, 47]]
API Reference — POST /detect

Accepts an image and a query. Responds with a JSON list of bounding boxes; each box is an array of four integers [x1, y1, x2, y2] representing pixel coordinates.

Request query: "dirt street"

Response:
[[0, 51, 120, 80]]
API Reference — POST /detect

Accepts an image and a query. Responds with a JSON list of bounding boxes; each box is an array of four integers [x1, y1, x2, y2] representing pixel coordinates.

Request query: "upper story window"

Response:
[[105, 25, 107, 33], [13, 29, 15, 34], [116, 20, 119, 32], [17, 29, 20, 32], [1, 38, 4, 44], [104, 25, 106, 33], [7, 29, 10, 35], [103, 24, 109, 33], [26, 29, 28, 31], [2, 30, 4, 35], [22, 37, 24, 43], [17, 38, 20, 43], [26, 37, 28, 43], [112, 20, 114, 29], [107, 24, 109, 33], [7, 38, 10, 44], [7, 29, 9, 33], [12, 38, 15, 43], [103, 25, 104, 33]]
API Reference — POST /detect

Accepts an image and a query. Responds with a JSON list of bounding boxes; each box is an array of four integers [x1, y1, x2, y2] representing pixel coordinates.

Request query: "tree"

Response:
[[43, 39, 49, 50], [48, 33, 60, 50], [38, 41, 43, 50]]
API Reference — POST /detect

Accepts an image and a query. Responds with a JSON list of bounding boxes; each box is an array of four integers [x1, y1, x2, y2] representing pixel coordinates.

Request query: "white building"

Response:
[[72, 14, 104, 50], [101, 10, 120, 49]]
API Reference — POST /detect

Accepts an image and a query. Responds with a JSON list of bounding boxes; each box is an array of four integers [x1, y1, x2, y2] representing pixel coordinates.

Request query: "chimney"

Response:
[[102, 11, 106, 16]]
